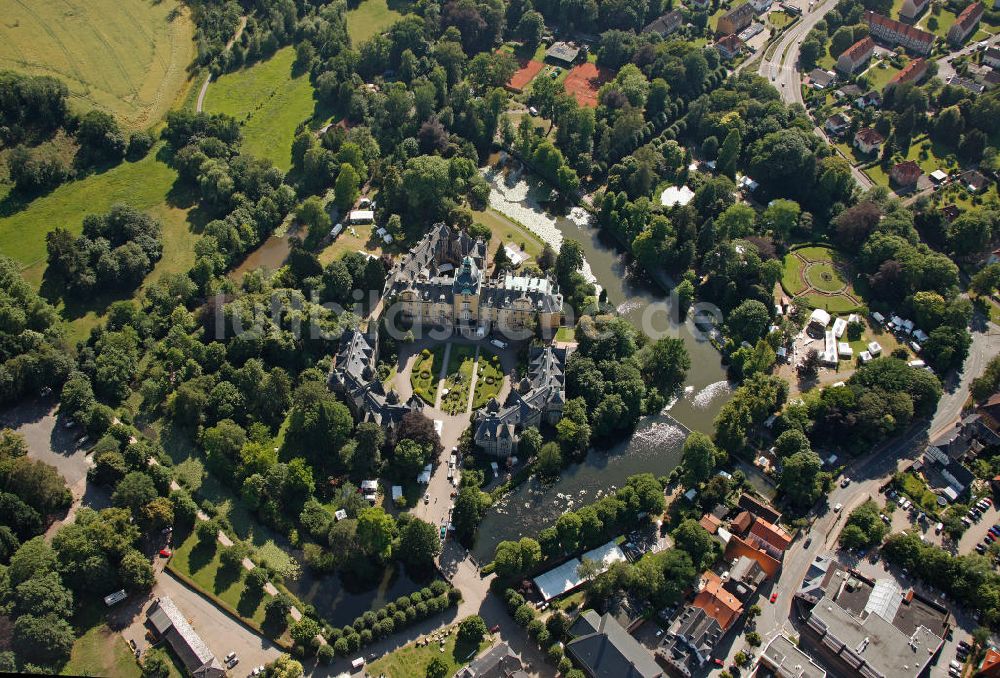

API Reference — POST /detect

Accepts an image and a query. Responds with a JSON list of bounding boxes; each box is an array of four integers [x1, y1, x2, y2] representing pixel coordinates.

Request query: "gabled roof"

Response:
[[692, 571, 743, 629], [566, 611, 663, 678], [750, 517, 792, 551], [716, 33, 745, 52], [643, 10, 684, 35], [865, 11, 935, 46], [855, 127, 885, 145], [841, 36, 875, 62], [953, 2, 984, 31], [891, 159, 922, 184], [888, 57, 928, 88]]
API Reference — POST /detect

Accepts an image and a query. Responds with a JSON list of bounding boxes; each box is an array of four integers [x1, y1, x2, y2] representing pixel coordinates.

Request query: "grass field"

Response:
[[471, 350, 503, 409], [862, 60, 902, 91], [864, 134, 958, 187], [781, 253, 808, 295], [347, 0, 407, 44], [805, 261, 847, 292], [472, 208, 545, 266], [168, 531, 270, 628], [783, 246, 861, 313], [918, 8, 958, 38], [204, 47, 315, 172], [0, 0, 195, 130], [365, 623, 488, 678], [768, 10, 794, 28], [62, 619, 143, 678]]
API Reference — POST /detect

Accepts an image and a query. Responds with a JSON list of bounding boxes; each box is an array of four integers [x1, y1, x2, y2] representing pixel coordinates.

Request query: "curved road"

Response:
[[195, 16, 248, 113], [755, 1, 875, 189]]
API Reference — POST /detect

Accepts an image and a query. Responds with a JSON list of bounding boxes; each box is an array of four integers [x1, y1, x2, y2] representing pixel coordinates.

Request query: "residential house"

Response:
[[715, 33, 746, 59], [979, 648, 1000, 678], [725, 556, 768, 603], [854, 90, 882, 109], [566, 610, 663, 678], [689, 0, 711, 9], [865, 12, 935, 55], [808, 68, 837, 88], [455, 643, 526, 678], [961, 169, 991, 193], [948, 2, 984, 45], [854, 127, 885, 154], [824, 112, 851, 136], [899, 0, 930, 22], [985, 68, 1000, 88], [146, 597, 225, 678], [890, 159, 922, 187], [717, 2, 755, 35], [737, 493, 782, 524], [659, 572, 747, 676], [837, 36, 876, 74], [836, 83, 864, 99], [643, 10, 684, 37], [885, 57, 929, 90], [750, 0, 774, 12], [985, 46, 1000, 68]]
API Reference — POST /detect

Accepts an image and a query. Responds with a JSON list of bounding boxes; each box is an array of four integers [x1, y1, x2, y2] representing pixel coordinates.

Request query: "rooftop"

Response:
[[760, 634, 827, 678], [567, 610, 663, 678]]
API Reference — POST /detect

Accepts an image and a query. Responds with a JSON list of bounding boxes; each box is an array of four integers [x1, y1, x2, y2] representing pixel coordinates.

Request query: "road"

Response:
[[935, 33, 1000, 83], [753, 1, 876, 190], [711, 320, 1000, 675]]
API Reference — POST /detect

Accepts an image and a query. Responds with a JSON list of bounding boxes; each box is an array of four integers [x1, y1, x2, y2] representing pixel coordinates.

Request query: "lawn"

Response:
[[411, 345, 445, 404], [364, 622, 489, 678], [0, 0, 195, 130], [347, 0, 408, 44], [440, 345, 476, 414], [472, 350, 503, 409], [62, 617, 142, 678], [768, 10, 794, 28], [865, 134, 958, 187], [472, 207, 545, 268], [204, 47, 316, 172], [780, 252, 808, 295], [555, 326, 576, 342], [862, 59, 902, 91], [804, 261, 847, 293], [168, 531, 270, 629], [918, 8, 958, 39], [318, 223, 382, 265]]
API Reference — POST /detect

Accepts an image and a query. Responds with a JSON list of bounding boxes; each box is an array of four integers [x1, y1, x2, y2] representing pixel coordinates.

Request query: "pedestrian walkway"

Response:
[[465, 347, 481, 413], [433, 342, 453, 409]]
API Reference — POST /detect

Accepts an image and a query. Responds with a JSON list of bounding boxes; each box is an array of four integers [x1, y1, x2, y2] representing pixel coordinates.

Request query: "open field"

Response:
[[62, 611, 143, 678], [918, 8, 958, 38], [347, 0, 407, 44], [864, 134, 958, 187], [365, 623, 488, 678], [862, 59, 902, 91], [0, 144, 193, 277], [472, 207, 545, 267], [0, 0, 195, 129], [204, 47, 315, 172], [318, 223, 383, 265]]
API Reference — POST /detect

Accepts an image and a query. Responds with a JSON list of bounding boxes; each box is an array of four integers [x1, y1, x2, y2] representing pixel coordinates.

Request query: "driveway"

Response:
[[0, 397, 90, 486], [112, 570, 282, 674]]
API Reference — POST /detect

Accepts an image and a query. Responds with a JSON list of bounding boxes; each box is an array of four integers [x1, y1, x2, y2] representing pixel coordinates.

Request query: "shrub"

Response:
[[333, 637, 349, 656], [360, 629, 373, 645], [514, 603, 535, 626], [448, 587, 462, 604], [547, 643, 564, 664], [393, 610, 406, 626], [317, 643, 334, 664], [345, 633, 360, 651], [416, 601, 429, 617], [430, 580, 448, 596]]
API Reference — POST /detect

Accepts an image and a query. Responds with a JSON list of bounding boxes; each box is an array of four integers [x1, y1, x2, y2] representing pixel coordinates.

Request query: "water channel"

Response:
[[471, 164, 732, 559]]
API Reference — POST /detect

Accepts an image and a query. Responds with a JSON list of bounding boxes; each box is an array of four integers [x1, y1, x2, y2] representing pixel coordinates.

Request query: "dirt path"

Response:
[[195, 15, 248, 113], [465, 347, 481, 413]]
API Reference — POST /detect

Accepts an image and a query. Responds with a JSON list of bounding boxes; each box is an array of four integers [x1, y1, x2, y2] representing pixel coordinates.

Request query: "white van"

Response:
[[352, 657, 366, 670]]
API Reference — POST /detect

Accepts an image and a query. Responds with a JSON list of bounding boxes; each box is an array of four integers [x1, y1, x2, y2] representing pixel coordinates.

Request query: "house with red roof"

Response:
[[837, 36, 875, 74], [978, 647, 1000, 677], [715, 33, 746, 60], [899, 0, 930, 22], [948, 2, 984, 45], [865, 11, 935, 55], [890, 160, 922, 187]]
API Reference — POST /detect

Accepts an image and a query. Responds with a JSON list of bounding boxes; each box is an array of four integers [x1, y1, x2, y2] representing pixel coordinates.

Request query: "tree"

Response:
[[398, 517, 441, 570], [672, 519, 715, 568], [14, 614, 75, 663], [536, 441, 563, 478], [297, 197, 331, 248], [290, 617, 322, 650], [12, 570, 73, 619], [458, 615, 488, 647], [773, 429, 811, 458], [357, 507, 395, 560], [334, 163, 360, 209], [3, 456, 72, 516], [798, 349, 820, 380], [452, 485, 488, 546], [762, 199, 801, 240], [641, 337, 691, 395], [112, 470, 158, 513], [142, 649, 171, 678], [681, 432, 718, 487], [717, 129, 741, 179], [727, 299, 771, 345], [76, 110, 126, 163], [779, 451, 824, 508]]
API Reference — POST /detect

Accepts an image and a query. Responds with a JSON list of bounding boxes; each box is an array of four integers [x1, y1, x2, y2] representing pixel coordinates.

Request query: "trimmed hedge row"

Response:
[[324, 580, 462, 656]]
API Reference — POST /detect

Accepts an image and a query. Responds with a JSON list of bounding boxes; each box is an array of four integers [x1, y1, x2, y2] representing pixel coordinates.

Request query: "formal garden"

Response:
[[411, 346, 446, 405], [472, 350, 504, 409], [781, 245, 862, 314], [440, 345, 477, 414]]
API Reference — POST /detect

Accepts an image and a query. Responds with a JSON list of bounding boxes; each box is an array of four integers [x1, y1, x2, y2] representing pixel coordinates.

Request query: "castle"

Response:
[[386, 223, 563, 337]]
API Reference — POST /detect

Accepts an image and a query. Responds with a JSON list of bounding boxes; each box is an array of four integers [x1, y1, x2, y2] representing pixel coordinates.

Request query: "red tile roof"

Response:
[[700, 513, 721, 534], [724, 535, 781, 579], [888, 57, 929, 88], [750, 518, 793, 551], [954, 2, 984, 32], [980, 647, 1000, 677], [841, 36, 875, 63], [692, 571, 743, 630], [717, 33, 745, 53], [866, 11, 935, 46]]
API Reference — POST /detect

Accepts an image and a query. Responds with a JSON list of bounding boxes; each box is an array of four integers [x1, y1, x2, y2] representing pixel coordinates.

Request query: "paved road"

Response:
[[935, 33, 1000, 83], [929, 321, 1000, 436]]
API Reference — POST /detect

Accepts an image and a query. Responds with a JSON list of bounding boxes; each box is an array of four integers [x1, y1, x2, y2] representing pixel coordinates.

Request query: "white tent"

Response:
[[832, 317, 848, 338], [838, 342, 853, 359], [868, 341, 883, 356], [659, 185, 695, 207], [809, 308, 831, 328]]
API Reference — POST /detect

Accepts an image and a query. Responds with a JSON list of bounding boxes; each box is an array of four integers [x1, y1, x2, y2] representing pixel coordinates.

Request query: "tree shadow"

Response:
[[214, 561, 243, 593], [261, 609, 290, 639], [238, 585, 265, 618], [188, 539, 217, 574], [38, 270, 138, 323]]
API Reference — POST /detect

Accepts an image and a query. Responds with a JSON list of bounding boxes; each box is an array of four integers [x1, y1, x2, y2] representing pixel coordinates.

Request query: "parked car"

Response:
[[158, 549, 172, 558], [225, 652, 237, 663], [490, 624, 501, 633], [226, 657, 239, 669], [770, 592, 779, 603]]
